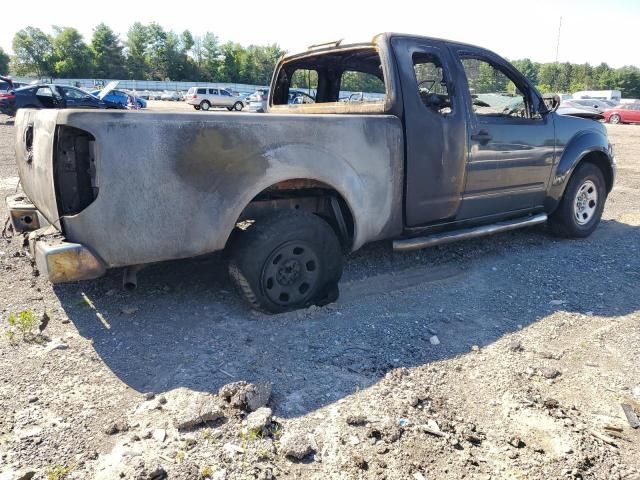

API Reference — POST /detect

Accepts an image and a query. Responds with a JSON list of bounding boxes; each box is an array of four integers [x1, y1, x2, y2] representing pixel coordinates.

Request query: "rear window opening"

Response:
[[271, 47, 387, 113]]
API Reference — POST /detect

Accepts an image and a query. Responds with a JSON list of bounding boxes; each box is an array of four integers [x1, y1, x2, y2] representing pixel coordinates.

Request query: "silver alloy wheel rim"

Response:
[[235, 102, 242, 111], [201, 102, 209, 110], [611, 114, 620, 124], [574, 180, 598, 225]]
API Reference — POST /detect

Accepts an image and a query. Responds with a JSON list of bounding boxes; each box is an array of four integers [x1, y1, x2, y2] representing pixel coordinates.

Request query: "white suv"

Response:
[[186, 87, 244, 111]]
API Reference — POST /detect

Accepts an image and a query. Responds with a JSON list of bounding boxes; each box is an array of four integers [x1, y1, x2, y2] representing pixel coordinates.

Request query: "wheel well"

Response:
[[580, 151, 614, 193], [235, 179, 355, 248]]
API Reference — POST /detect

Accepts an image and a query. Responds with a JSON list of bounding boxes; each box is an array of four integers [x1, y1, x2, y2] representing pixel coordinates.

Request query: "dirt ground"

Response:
[[0, 112, 639, 480]]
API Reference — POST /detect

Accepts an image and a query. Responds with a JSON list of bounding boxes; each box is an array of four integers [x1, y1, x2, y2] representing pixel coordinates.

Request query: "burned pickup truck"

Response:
[[8, 33, 615, 313]]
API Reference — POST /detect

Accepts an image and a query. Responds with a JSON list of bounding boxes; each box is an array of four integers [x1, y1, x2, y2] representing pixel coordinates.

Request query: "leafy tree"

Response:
[[511, 58, 538, 85], [192, 35, 204, 72], [0, 47, 9, 74], [217, 42, 245, 82], [12, 27, 55, 79], [613, 66, 640, 98], [125, 22, 149, 79], [91, 23, 126, 78], [201, 33, 222, 81], [181, 30, 194, 54], [51, 27, 93, 77]]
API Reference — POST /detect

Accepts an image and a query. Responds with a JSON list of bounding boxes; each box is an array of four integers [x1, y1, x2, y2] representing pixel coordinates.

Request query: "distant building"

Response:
[[573, 90, 621, 102]]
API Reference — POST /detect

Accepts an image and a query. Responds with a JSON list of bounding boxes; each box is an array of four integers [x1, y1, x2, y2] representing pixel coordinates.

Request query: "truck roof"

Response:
[[282, 32, 497, 62]]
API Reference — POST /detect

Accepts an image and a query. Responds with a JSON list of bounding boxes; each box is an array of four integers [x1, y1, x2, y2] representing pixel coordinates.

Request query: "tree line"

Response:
[[5, 24, 284, 85], [511, 58, 640, 97], [1, 24, 639, 98]]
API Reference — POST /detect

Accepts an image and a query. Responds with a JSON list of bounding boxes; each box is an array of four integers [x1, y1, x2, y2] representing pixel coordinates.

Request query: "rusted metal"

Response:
[[28, 227, 106, 283], [6, 194, 41, 233]]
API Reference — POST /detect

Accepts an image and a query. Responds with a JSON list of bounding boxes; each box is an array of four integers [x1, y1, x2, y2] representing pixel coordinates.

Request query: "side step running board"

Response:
[[393, 213, 548, 252]]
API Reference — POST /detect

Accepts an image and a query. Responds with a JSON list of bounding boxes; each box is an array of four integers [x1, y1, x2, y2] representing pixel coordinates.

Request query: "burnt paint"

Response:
[[39, 111, 404, 267], [174, 125, 268, 192]]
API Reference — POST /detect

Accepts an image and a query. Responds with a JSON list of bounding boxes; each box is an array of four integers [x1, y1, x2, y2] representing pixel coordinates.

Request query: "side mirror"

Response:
[[540, 94, 560, 114]]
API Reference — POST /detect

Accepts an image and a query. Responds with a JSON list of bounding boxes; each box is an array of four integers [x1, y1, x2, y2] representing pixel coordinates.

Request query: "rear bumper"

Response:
[[7, 194, 106, 283]]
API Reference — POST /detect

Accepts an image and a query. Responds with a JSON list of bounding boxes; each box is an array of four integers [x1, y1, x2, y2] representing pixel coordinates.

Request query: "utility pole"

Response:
[[553, 16, 563, 92], [555, 16, 563, 64]]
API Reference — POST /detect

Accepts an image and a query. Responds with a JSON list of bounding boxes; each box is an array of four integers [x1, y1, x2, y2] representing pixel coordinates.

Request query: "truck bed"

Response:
[[15, 109, 404, 267]]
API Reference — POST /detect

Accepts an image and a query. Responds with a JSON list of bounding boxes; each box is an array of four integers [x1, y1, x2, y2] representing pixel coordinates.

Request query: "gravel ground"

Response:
[[0, 114, 639, 480]]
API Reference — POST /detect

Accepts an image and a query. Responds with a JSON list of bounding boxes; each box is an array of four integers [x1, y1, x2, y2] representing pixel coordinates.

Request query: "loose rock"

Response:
[[104, 420, 129, 435], [280, 432, 314, 460], [508, 338, 523, 352], [219, 381, 271, 412], [247, 407, 272, 433], [538, 367, 561, 379], [509, 436, 525, 448], [152, 429, 166, 442], [164, 388, 224, 431]]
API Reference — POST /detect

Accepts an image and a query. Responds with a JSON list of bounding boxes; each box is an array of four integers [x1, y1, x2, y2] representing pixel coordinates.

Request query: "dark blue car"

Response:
[[0, 84, 125, 116], [90, 89, 147, 109]]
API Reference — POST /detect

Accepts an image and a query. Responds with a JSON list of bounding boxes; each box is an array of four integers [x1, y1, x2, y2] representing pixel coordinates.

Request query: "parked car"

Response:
[[0, 83, 125, 116], [131, 90, 151, 100], [185, 87, 244, 111], [247, 89, 269, 112], [562, 99, 610, 114], [602, 103, 640, 124], [9, 32, 615, 314], [289, 90, 315, 105], [90, 89, 147, 109], [161, 91, 181, 101]]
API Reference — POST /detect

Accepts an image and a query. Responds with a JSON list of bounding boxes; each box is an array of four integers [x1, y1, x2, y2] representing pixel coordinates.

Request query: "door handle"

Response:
[[471, 130, 492, 144]]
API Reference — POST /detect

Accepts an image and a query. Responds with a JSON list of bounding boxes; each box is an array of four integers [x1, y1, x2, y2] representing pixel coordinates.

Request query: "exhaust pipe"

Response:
[[123, 264, 145, 291]]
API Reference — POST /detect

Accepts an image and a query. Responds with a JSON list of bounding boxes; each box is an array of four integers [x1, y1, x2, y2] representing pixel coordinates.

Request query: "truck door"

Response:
[[450, 49, 555, 219], [392, 37, 468, 227]]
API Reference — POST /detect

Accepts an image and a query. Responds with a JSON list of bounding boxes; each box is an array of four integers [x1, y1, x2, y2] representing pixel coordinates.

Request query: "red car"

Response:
[[602, 103, 640, 124]]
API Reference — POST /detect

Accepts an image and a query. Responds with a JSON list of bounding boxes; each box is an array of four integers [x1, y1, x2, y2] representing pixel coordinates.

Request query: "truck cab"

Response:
[[267, 33, 613, 233]]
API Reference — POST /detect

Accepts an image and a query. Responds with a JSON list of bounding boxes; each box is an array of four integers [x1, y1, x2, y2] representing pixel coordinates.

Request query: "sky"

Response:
[[4, 0, 640, 68]]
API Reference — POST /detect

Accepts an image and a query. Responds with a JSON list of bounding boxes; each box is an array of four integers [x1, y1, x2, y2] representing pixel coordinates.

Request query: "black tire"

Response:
[[609, 114, 621, 124], [233, 101, 243, 111], [200, 100, 210, 111], [226, 106, 233, 111], [548, 162, 606, 238], [228, 210, 343, 313], [194, 105, 200, 110]]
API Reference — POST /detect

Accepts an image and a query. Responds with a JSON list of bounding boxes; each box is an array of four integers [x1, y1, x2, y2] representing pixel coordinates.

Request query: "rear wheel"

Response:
[[609, 114, 621, 124], [228, 210, 342, 313], [548, 162, 606, 238], [200, 101, 210, 111]]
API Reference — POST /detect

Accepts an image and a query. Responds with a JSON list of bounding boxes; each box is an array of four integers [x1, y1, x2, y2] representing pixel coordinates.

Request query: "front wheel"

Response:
[[228, 210, 343, 313], [193, 105, 200, 110], [548, 162, 606, 238], [609, 114, 621, 124], [233, 102, 243, 111]]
